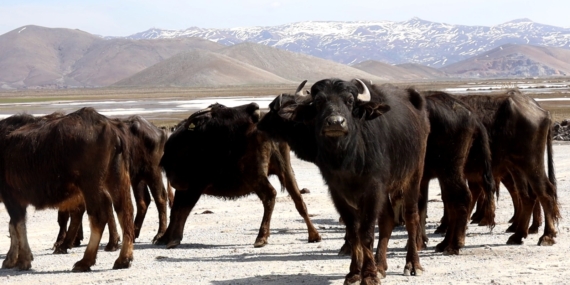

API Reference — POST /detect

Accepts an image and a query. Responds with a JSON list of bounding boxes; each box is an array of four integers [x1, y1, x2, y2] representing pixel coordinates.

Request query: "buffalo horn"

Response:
[[355, 79, 371, 102], [295, 80, 308, 96]]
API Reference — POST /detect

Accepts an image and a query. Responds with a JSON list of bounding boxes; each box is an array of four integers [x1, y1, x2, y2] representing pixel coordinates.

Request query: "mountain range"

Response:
[[125, 18, 570, 66], [1, 19, 570, 89]]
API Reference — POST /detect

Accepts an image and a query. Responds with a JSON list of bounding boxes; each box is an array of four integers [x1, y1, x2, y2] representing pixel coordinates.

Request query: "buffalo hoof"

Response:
[[154, 235, 170, 245], [2, 258, 17, 269], [105, 243, 121, 252], [53, 246, 69, 254], [134, 231, 141, 240], [361, 276, 380, 285], [53, 240, 63, 249], [308, 233, 322, 243], [442, 247, 460, 255], [152, 233, 165, 244], [434, 224, 447, 235], [113, 256, 133, 270], [166, 239, 181, 249], [505, 224, 516, 233], [404, 262, 423, 276], [506, 235, 524, 245], [377, 267, 387, 279], [538, 235, 556, 246], [16, 260, 32, 271], [338, 242, 351, 256], [435, 241, 447, 253], [478, 219, 494, 227], [72, 260, 93, 272], [254, 238, 268, 248], [343, 274, 361, 285], [73, 238, 82, 248]]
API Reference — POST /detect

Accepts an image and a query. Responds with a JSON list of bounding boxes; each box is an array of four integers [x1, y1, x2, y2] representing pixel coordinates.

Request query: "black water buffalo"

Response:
[[261, 78, 430, 284], [455, 90, 558, 245], [53, 115, 173, 254], [157, 102, 321, 248], [413, 89, 496, 254], [264, 84, 496, 257], [0, 108, 134, 271]]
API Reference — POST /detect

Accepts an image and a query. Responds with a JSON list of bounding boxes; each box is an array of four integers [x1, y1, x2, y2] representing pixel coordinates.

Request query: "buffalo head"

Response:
[[308, 78, 390, 138]]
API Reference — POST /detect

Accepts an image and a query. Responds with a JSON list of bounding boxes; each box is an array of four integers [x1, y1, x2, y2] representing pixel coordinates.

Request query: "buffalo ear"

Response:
[[354, 102, 391, 120], [291, 104, 317, 123]]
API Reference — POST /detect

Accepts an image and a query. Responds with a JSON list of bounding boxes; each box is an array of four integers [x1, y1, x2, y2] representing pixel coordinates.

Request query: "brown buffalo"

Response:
[[53, 115, 173, 254], [0, 108, 134, 271]]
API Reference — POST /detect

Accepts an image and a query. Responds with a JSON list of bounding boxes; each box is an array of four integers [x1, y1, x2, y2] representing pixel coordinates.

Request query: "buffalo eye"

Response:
[[346, 96, 354, 106]]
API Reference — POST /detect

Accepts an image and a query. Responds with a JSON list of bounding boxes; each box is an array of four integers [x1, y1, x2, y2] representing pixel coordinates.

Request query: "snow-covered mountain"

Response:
[[125, 18, 570, 67]]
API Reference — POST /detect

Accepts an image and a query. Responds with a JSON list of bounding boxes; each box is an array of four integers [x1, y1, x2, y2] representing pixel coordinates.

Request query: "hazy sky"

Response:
[[1, 0, 568, 37]]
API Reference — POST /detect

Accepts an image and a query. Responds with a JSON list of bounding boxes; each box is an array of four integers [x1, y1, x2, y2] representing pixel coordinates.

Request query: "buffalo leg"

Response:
[[278, 156, 321, 243], [155, 189, 202, 248], [358, 186, 382, 285], [375, 191, 396, 279], [253, 179, 277, 247], [467, 181, 486, 225], [528, 202, 542, 234], [418, 178, 430, 247], [54, 207, 85, 254], [2, 223, 20, 269], [105, 208, 121, 252], [107, 162, 135, 269], [330, 192, 362, 284], [533, 177, 559, 246], [435, 174, 471, 255], [403, 175, 424, 277], [72, 190, 112, 272], [146, 170, 169, 243], [54, 210, 70, 250], [434, 206, 449, 235], [132, 180, 151, 240], [506, 171, 534, 245], [502, 173, 521, 233], [2, 202, 31, 270]]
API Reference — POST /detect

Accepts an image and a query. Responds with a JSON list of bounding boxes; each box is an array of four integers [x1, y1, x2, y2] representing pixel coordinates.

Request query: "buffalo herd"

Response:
[[0, 78, 559, 284]]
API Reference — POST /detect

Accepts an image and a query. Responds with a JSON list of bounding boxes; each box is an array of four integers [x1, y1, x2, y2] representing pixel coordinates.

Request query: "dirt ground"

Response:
[[0, 141, 569, 285], [1, 81, 570, 284]]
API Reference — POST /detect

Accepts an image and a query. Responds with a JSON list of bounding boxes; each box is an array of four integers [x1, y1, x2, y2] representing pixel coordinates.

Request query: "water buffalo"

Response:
[[0, 108, 134, 271], [455, 90, 558, 246], [53, 115, 173, 253], [413, 89, 496, 254], [260, 78, 430, 284], [157, 102, 321, 248]]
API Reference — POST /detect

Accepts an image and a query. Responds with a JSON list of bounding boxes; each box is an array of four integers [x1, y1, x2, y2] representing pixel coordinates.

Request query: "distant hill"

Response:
[[3, 25, 570, 90], [0, 25, 223, 89], [217, 42, 386, 83], [351, 60, 447, 81], [0, 25, 100, 89], [395, 63, 449, 79], [113, 49, 294, 87], [440, 44, 570, 78]]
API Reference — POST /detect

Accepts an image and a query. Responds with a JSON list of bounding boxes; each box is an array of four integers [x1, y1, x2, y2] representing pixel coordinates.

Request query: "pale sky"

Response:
[[1, 0, 568, 37]]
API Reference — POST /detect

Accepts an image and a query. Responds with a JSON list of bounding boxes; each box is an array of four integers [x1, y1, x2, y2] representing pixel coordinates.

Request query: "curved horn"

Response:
[[355, 79, 371, 102], [295, 80, 308, 96]]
